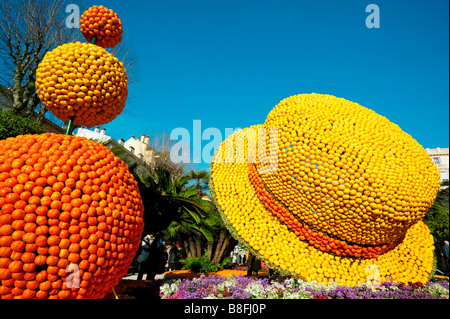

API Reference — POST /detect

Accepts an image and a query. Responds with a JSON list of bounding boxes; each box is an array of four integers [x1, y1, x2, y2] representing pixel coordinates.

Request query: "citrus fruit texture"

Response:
[[0, 133, 144, 298], [80, 5, 123, 48], [35, 42, 128, 128], [210, 93, 440, 286]]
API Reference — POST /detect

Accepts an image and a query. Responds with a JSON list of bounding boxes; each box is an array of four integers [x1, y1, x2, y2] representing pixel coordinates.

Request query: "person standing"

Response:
[[246, 253, 261, 277], [165, 244, 172, 271], [137, 234, 153, 280], [145, 236, 160, 280], [147, 236, 167, 280], [159, 239, 168, 274], [231, 252, 238, 265], [168, 244, 181, 271], [444, 241, 449, 275]]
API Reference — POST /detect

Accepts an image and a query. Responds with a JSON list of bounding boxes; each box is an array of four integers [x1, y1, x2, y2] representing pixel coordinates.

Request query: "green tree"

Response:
[[424, 183, 449, 242], [163, 170, 237, 263], [0, 109, 45, 139], [162, 194, 216, 259], [186, 169, 209, 196], [134, 165, 210, 242]]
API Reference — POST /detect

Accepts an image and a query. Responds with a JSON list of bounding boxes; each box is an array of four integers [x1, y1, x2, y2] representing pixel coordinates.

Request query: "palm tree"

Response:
[[185, 169, 238, 263], [156, 169, 237, 263], [186, 169, 209, 197], [162, 199, 216, 258], [137, 166, 205, 235], [205, 209, 238, 264]]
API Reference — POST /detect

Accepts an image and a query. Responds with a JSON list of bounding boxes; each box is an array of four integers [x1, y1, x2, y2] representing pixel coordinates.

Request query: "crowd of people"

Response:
[[136, 234, 183, 280]]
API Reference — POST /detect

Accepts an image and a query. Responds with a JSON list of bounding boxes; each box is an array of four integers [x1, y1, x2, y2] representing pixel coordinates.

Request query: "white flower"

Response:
[[427, 283, 449, 298], [283, 291, 312, 299], [265, 286, 282, 299], [223, 278, 237, 288], [244, 281, 266, 299], [159, 282, 180, 297]]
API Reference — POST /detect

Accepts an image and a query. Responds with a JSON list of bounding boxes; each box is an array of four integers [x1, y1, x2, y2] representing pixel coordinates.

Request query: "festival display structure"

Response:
[[80, 5, 123, 48], [35, 42, 128, 128], [210, 93, 440, 286], [0, 6, 144, 299]]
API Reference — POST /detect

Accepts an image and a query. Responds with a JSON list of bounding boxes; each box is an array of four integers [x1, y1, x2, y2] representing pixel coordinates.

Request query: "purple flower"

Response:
[[159, 276, 449, 300]]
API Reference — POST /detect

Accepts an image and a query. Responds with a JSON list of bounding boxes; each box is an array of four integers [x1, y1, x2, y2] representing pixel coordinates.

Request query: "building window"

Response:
[[433, 157, 441, 165], [441, 172, 449, 181]]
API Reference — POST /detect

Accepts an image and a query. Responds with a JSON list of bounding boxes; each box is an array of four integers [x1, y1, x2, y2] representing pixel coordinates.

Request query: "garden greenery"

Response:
[[181, 253, 231, 273], [0, 110, 45, 140]]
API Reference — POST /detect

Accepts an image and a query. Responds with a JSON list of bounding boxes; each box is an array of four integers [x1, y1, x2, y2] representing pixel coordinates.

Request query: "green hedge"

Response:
[[0, 110, 45, 140], [181, 253, 231, 273]]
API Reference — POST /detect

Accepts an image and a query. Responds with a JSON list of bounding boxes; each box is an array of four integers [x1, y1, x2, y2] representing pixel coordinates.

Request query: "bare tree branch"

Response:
[[0, 0, 80, 118], [149, 131, 194, 178]]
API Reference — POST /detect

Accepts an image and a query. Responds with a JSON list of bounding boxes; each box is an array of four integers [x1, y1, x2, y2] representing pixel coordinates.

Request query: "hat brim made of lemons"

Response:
[[210, 125, 435, 286]]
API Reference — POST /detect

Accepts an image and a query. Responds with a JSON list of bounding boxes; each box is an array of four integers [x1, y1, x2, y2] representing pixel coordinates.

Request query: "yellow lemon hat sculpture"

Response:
[[210, 93, 440, 286]]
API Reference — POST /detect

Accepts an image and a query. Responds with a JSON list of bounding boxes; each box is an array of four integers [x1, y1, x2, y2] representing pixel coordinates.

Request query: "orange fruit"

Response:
[[35, 42, 128, 128], [80, 5, 123, 48], [0, 133, 144, 299]]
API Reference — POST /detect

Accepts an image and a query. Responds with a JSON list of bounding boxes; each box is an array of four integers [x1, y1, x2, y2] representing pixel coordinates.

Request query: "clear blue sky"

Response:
[[76, 1, 448, 170]]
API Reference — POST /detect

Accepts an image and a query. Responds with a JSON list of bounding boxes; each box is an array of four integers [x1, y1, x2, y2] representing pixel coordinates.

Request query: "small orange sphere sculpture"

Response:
[[80, 5, 123, 48], [0, 133, 144, 299]]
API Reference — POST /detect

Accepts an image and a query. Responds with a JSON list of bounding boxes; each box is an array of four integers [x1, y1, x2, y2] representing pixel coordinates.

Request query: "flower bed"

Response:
[[160, 275, 449, 299]]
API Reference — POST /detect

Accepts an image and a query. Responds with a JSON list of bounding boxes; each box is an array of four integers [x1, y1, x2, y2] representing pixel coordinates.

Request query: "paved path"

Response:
[[122, 273, 165, 281]]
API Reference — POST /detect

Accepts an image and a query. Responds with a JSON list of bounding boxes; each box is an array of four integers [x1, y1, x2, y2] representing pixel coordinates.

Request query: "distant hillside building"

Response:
[[425, 147, 449, 183], [122, 134, 157, 165], [75, 127, 166, 169], [76, 127, 111, 144]]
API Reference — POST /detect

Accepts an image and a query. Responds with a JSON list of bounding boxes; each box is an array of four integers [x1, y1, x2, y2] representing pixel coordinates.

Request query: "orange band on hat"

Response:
[[248, 163, 396, 258]]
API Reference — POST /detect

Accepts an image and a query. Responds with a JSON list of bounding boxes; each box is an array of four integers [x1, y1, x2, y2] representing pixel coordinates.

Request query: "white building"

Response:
[[76, 127, 111, 144], [425, 147, 449, 183], [121, 134, 157, 166], [75, 128, 158, 167]]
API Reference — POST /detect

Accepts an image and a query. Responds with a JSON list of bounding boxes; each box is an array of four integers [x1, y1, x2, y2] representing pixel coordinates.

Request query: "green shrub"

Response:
[[181, 253, 231, 273], [0, 110, 45, 140]]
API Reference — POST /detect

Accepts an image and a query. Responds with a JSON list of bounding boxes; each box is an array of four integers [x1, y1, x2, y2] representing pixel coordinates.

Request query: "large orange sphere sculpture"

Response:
[[35, 42, 128, 128], [0, 133, 144, 299]]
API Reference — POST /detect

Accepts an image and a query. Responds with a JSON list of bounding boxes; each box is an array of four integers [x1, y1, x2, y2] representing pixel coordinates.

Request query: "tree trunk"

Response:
[[223, 236, 238, 261], [216, 235, 231, 264], [34, 102, 47, 124], [212, 229, 227, 264], [207, 241, 214, 261], [182, 240, 192, 258], [188, 239, 197, 258], [195, 237, 201, 258], [12, 69, 25, 113]]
